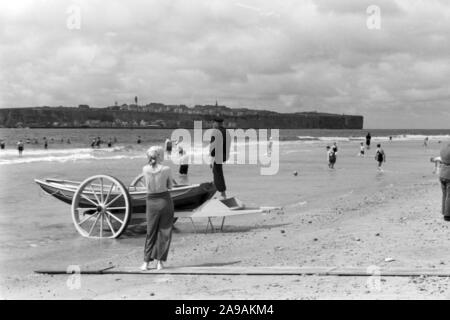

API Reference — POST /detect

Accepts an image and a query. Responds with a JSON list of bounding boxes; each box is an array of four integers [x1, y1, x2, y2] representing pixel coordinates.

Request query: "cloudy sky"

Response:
[[0, 0, 449, 128]]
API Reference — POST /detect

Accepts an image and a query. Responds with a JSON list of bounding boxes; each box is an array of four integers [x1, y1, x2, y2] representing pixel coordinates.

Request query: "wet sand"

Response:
[[2, 176, 450, 299]]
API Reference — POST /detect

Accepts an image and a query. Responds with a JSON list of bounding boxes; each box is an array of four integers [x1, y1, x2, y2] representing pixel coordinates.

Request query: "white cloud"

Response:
[[0, 0, 449, 128]]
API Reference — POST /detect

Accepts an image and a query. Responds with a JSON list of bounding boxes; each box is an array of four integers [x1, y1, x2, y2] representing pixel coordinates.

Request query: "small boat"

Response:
[[35, 175, 216, 238]]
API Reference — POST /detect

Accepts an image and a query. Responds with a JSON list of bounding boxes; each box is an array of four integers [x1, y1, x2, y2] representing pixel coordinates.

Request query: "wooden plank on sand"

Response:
[[34, 266, 450, 277]]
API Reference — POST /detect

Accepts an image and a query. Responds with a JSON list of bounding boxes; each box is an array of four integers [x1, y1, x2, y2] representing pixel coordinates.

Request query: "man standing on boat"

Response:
[[209, 118, 231, 199]]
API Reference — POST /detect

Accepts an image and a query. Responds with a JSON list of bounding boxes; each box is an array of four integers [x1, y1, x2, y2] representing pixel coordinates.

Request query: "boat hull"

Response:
[[35, 178, 217, 213]]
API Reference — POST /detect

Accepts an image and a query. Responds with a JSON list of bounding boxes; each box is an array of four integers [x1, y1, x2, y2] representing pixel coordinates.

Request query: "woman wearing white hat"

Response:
[[140, 146, 174, 270]]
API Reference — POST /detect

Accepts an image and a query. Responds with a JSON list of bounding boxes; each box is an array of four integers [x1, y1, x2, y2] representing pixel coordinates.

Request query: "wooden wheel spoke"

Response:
[[104, 214, 116, 234], [100, 213, 104, 238], [104, 183, 114, 205], [81, 195, 98, 207], [88, 213, 101, 236], [100, 178, 104, 203], [106, 211, 124, 224], [105, 193, 123, 208], [89, 184, 101, 204], [78, 212, 97, 226], [107, 207, 127, 210]]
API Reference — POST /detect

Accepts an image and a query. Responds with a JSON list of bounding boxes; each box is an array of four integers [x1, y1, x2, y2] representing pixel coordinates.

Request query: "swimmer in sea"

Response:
[[366, 132, 372, 150], [375, 144, 386, 171], [327, 146, 336, 169], [358, 142, 365, 157], [178, 146, 189, 176], [332, 142, 338, 153], [0, 139, 5, 150], [268, 136, 273, 156], [165, 138, 173, 155], [17, 140, 24, 157]]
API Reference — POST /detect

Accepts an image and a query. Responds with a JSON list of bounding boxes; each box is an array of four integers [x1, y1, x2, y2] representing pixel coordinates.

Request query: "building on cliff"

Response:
[[0, 105, 363, 129]]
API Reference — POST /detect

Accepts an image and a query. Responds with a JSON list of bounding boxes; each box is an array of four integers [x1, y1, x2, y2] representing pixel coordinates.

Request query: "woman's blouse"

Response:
[[142, 165, 173, 194]]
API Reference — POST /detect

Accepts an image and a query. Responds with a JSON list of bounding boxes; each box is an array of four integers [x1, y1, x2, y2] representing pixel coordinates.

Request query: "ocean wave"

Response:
[[0, 153, 146, 165], [296, 134, 450, 143], [296, 136, 320, 141], [0, 147, 93, 157]]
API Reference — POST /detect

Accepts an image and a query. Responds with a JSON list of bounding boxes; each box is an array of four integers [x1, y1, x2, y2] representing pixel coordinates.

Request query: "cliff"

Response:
[[0, 106, 363, 129]]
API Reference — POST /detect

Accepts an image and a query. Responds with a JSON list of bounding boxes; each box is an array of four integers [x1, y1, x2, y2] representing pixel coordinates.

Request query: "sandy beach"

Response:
[[2, 164, 450, 299], [1, 129, 450, 299]]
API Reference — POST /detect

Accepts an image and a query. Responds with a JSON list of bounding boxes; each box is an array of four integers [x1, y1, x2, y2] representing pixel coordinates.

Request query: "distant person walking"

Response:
[[209, 118, 231, 199], [107, 138, 112, 148], [165, 138, 173, 155], [375, 144, 386, 171], [0, 139, 5, 150], [17, 140, 24, 157], [358, 142, 365, 157], [327, 146, 336, 169], [140, 146, 174, 271], [439, 142, 450, 221], [44, 137, 48, 149], [366, 132, 372, 150], [424, 137, 429, 147]]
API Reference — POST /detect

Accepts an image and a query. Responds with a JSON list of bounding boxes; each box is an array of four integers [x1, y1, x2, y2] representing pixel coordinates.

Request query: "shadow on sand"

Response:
[[120, 222, 291, 238]]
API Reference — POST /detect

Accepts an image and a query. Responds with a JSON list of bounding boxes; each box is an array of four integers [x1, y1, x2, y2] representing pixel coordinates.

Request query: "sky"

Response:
[[0, 0, 449, 128]]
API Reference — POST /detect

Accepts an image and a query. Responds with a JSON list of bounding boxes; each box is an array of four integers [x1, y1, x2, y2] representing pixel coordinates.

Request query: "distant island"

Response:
[[0, 102, 363, 129]]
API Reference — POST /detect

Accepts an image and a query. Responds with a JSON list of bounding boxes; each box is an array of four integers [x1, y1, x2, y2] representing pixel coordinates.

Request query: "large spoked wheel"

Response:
[[71, 175, 132, 239], [129, 174, 178, 224]]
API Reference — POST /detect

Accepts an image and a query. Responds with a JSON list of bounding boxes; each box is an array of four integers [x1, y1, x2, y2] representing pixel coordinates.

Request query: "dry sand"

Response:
[[2, 178, 450, 299]]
